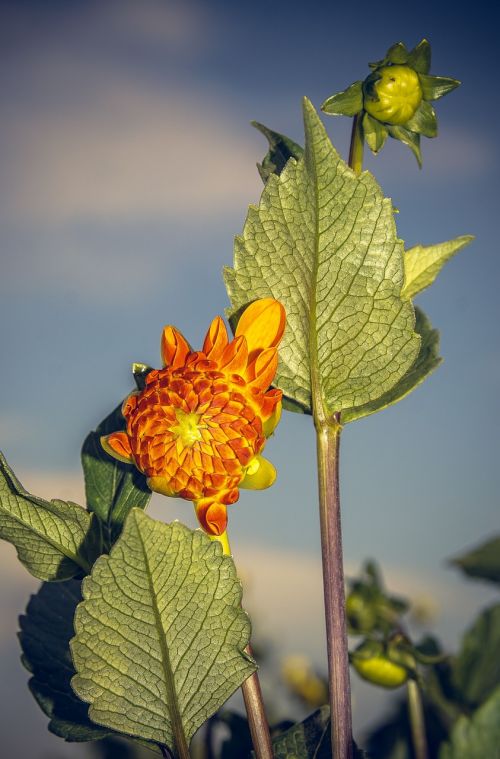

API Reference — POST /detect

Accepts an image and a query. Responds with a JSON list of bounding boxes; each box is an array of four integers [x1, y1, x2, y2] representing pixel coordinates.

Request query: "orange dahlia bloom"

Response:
[[101, 299, 286, 537]]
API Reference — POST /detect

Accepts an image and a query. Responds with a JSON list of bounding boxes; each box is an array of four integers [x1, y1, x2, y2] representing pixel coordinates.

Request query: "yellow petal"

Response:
[[240, 455, 276, 490], [101, 432, 134, 464], [263, 400, 282, 437], [235, 298, 286, 363], [161, 325, 191, 369], [147, 476, 178, 498]]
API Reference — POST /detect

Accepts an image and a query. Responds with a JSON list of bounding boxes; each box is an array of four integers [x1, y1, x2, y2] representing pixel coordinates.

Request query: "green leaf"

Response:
[[452, 604, 500, 708], [439, 686, 500, 759], [81, 404, 151, 548], [321, 81, 363, 117], [252, 121, 304, 182], [225, 99, 420, 419], [418, 73, 461, 101], [264, 707, 368, 758], [450, 535, 500, 586], [362, 112, 388, 153], [405, 100, 438, 138], [402, 236, 473, 300], [386, 42, 409, 65], [387, 125, 422, 167], [19, 579, 111, 741], [132, 363, 154, 391], [342, 307, 441, 423], [71, 510, 255, 755], [0, 452, 96, 581], [407, 39, 431, 74]]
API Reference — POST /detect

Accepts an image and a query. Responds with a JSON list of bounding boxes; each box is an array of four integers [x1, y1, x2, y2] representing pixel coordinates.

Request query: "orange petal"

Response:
[[247, 347, 278, 389], [101, 432, 134, 464], [195, 498, 228, 536], [203, 316, 229, 360], [235, 298, 286, 363], [219, 335, 248, 373], [147, 476, 178, 498], [161, 325, 191, 369]]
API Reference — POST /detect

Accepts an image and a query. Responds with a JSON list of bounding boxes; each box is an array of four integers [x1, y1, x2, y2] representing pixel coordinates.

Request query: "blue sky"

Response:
[[0, 0, 499, 754]]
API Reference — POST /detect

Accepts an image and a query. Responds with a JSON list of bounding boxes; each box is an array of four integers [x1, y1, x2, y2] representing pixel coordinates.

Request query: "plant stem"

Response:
[[348, 114, 364, 176], [210, 530, 274, 759], [407, 679, 428, 759], [315, 419, 353, 759]]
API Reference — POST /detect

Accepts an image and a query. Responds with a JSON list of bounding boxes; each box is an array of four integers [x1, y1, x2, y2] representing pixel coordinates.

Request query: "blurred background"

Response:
[[0, 0, 499, 755]]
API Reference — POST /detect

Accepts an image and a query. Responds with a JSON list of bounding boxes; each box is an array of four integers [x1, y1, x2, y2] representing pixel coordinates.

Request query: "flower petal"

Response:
[[262, 398, 282, 437], [240, 455, 276, 490], [161, 325, 191, 369], [147, 475, 178, 498], [247, 347, 278, 389], [235, 298, 286, 362], [202, 316, 229, 360], [219, 335, 248, 373], [195, 498, 228, 536], [101, 432, 134, 464]]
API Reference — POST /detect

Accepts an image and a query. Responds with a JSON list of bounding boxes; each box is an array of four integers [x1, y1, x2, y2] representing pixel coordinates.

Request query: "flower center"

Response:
[[171, 409, 203, 448]]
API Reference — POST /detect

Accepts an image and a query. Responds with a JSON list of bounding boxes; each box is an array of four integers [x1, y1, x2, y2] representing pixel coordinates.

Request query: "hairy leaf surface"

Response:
[[19, 579, 110, 741], [0, 452, 95, 581], [71, 510, 255, 755], [82, 404, 150, 547], [402, 236, 473, 300], [225, 99, 420, 419]]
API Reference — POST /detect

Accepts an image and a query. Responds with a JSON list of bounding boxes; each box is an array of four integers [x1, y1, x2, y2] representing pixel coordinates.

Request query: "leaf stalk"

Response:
[[407, 679, 428, 759], [315, 418, 353, 758]]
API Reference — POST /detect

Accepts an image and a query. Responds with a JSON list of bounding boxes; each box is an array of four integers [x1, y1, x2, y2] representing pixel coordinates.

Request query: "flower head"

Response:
[[321, 39, 460, 166], [101, 299, 286, 537]]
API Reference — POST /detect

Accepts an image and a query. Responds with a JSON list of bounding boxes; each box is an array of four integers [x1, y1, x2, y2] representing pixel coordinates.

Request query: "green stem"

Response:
[[407, 679, 428, 759], [315, 419, 353, 759], [348, 114, 364, 176]]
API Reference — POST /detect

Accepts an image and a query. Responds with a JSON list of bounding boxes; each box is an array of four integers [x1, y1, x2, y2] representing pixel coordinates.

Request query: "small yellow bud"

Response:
[[364, 66, 422, 125], [352, 653, 409, 689]]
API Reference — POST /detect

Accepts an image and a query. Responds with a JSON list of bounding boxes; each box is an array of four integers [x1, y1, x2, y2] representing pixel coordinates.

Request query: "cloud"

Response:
[[1, 75, 261, 224]]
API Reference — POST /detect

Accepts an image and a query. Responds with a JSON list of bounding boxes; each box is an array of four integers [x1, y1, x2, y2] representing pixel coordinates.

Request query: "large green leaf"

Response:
[[439, 686, 500, 759], [225, 99, 420, 420], [19, 579, 110, 741], [452, 604, 500, 708], [402, 236, 473, 300], [450, 535, 500, 586], [71, 510, 255, 756], [82, 404, 151, 548], [0, 452, 97, 581], [343, 306, 441, 422]]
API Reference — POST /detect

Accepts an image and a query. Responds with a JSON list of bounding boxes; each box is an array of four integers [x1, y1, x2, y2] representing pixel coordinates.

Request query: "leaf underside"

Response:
[[225, 99, 420, 420], [452, 604, 500, 709], [81, 404, 151, 548], [71, 510, 255, 754], [0, 452, 95, 581], [19, 579, 110, 741]]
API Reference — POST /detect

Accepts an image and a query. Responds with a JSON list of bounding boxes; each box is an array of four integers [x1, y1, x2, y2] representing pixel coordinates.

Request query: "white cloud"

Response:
[[1, 68, 261, 224]]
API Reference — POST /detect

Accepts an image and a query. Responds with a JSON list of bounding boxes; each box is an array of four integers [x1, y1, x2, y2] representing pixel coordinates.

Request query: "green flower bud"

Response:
[[352, 652, 409, 689], [364, 65, 423, 126]]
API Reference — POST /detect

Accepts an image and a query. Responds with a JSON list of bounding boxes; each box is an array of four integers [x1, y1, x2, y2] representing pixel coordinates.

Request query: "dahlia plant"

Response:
[[1, 38, 491, 759]]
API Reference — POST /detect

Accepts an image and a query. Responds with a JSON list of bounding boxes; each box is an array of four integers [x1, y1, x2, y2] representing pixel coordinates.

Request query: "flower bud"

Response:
[[364, 65, 423, 125], [352, 651, 409, 689]]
